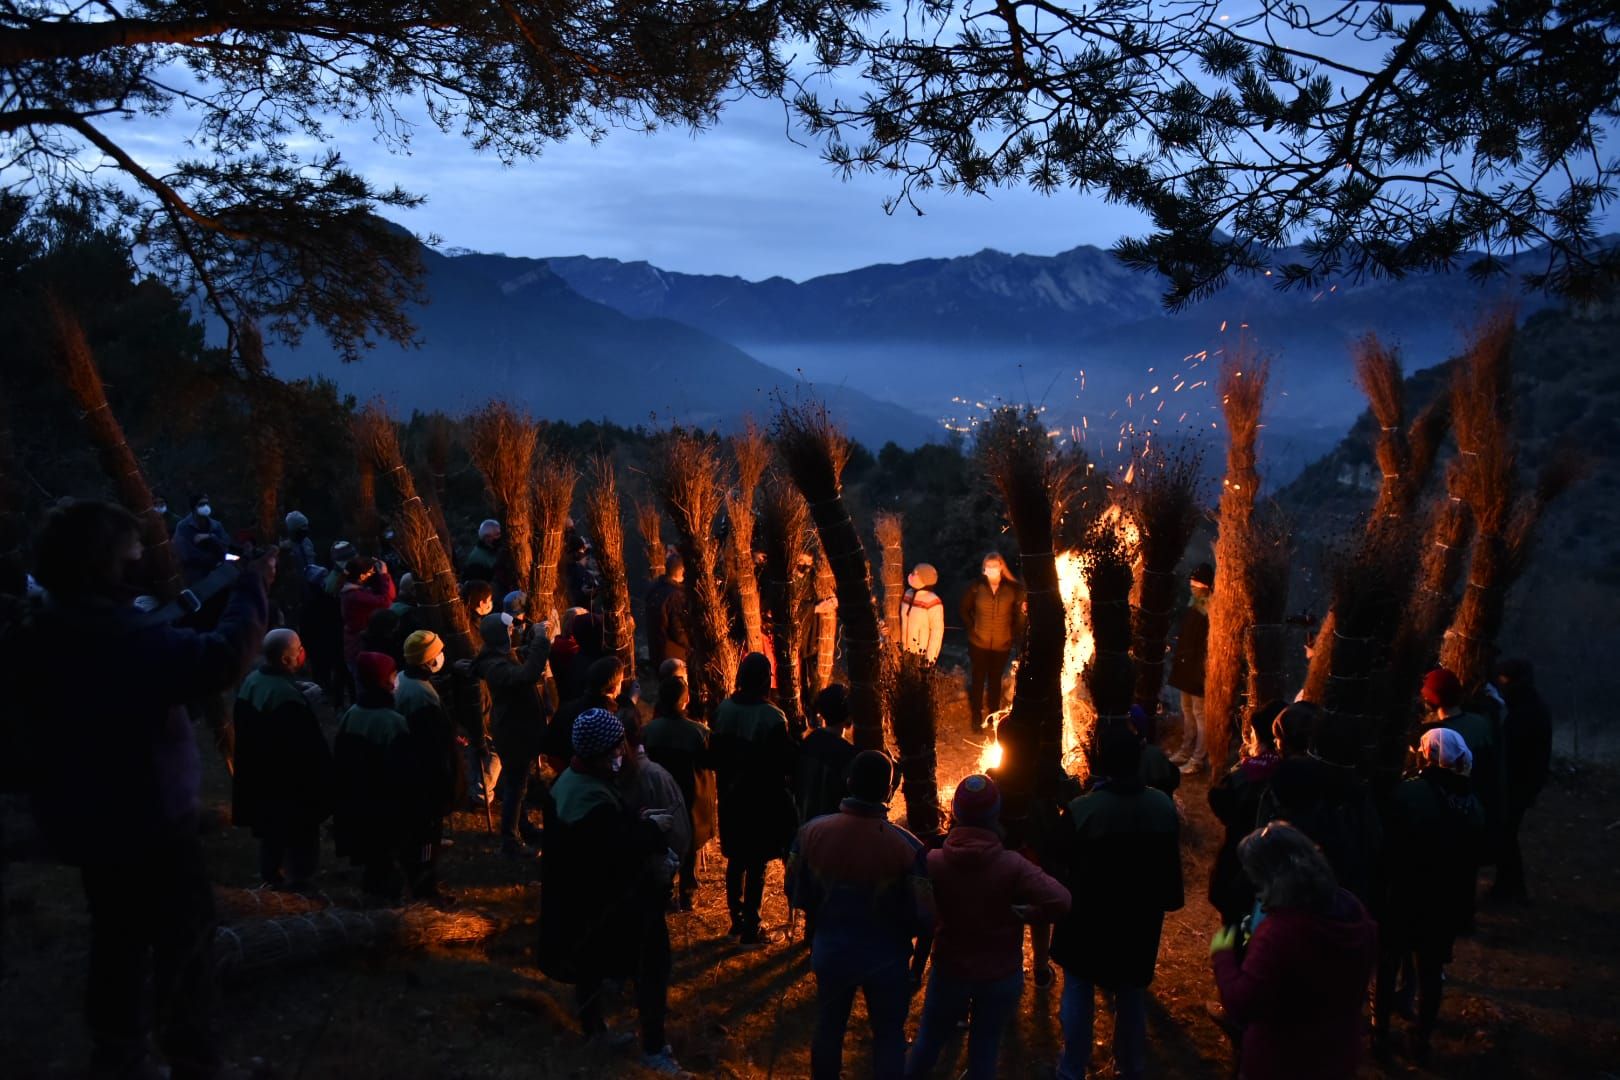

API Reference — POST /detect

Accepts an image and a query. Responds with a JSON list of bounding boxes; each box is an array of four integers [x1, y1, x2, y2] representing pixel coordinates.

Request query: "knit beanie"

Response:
[[909, 563, 939, 589], [503, 590, 527, 616], [330, 540, 356, 566], [847, 750, 894, 804], [403, 630, 444, 668], [572, 707, 625, 758], [356, 652, 395, 694], [952, 774, 1001, 828], [285, 510, 309, 532], [1421, 667, 1463, 709]]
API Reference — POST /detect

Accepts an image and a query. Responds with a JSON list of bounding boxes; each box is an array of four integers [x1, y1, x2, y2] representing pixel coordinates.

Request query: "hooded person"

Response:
[[233, 629, 334, 892], [959, 552, 1026, 732], [1372, 726, 1486, 1062], [1211, 823, 1379, 1080], [906, 774, 1071, 1080], [173, 493, 231, 584], [539, 708, 676, 1070], [786, 750, 932, 1080], [794, 684, 861, 824], [1492, 657, 1553, 901], [471, 610, 553, 858], [711, 651, 799, 944], [332, 652, 420, 901], [900, 562, 945, 663], [1051, 722, 1184, 1080], [642, 674, 714, 911], [1206, 700, 1287, 925], [644, 552, 691, 666], [394, 630, 462, 901], [1167, 561, 1214, 771]]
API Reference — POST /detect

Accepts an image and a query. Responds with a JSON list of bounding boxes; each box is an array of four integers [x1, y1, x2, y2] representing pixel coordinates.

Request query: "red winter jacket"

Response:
[[926, 825, 1071, 981], [340, 573, 396, 663], [1212, 887, 1378, 1080]]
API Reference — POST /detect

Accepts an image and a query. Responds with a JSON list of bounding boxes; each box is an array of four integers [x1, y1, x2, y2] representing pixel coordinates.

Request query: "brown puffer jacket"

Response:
[[960, 577, 1026, 652]]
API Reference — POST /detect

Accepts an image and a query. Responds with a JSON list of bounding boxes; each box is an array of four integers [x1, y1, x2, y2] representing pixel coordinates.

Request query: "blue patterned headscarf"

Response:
[[572, 707, 625, 758]]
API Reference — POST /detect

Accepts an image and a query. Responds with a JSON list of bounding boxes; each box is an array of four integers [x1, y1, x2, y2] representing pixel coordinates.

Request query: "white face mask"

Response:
[[427, 652, 446, 674], [610, 752, 624, 774], [195, 504, 212, 519], [984, 565, 1002, 584], [153, 502, 167, 516]]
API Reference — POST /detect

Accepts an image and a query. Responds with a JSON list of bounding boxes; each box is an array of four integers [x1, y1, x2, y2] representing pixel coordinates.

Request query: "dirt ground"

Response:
[[4, 682, 1618, 1079]]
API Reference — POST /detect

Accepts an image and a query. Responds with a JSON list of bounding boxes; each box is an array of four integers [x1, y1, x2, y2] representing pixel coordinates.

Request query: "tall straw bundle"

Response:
[[252, 424, 283, 544], [469, 402, 538, 592], [774, 401, 888, 751], [531, 442, 578, 621], [1390, 464, 1475, 698], [585, 453, 636, 677], [46, 298, 182, 600], [653, 428, 739, 716], [422, 412, 457, 563], [874, 512, 906, 642], [812, 547, 838, 695], [635, 497, 666, 580], [978, 407, 1067, 792], [350, 420, 381, 550], [1205, 353, 1268, 771], [1322, 519, 1419, 765], [353, 403, 475, 661], [888, 651, 943, 840], [1126, 446, 1203, 710], [1243, 506, 1292, 715], [1083, 519, 1137, 771], [759, 472, 812, 729], [726, 422, 769, 656]]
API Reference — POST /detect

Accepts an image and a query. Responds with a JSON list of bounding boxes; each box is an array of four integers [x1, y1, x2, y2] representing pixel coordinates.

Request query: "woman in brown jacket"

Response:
[[959, 552, 1026, 733]]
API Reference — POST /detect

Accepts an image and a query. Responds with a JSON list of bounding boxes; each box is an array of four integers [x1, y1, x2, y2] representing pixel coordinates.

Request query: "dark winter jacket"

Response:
[[232, 666, 334, 840], [174, 512, 231, 583], [794, 727, 861, 824], [644, 575, 691, 665], [1381, 767, 1485, 953], [960, 578, 1026, 653], [25, 573, 267, 862], [1166, 600, 1209, 696], [1501, 679, 1553, 812], [461, 540, 516, 596], [926, 825, 1071, 981], [1207, 749, 1282, 923], [1212, 888, 1378, 1080], [394, 669, 463, 820], [1050, 779, 1184, 988], [1259, 755, 1383, 908], [643, 710, 715, 849], [786, 799, 932, 969], [332, 695, 412, 862], [1139, 742, 1182, 797], [472, 635, 552, 762], [545, 690, 619, 766], [538, 767, 666, 983], [1425, 709, 1506, 835], [711, 694, 799, 861]]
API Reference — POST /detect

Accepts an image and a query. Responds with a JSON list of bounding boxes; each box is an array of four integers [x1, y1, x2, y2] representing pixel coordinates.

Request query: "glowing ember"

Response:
[[979, 738, 1004, 772]]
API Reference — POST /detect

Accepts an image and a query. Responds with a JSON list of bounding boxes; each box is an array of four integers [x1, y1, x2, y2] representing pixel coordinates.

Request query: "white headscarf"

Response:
[[1420, 727, 1473, 776]]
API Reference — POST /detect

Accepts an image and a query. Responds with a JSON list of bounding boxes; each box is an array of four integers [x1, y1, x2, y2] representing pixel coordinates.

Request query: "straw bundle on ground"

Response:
[[585, 453, 636, 677], [213, 905, 496, 983], [726, 423, 769, 656], [470, 402, 538, 593], [635, 497, 666, 580], [1243, 506, 1292, 715], [978, 407, 1067, 793], [888, 651, 943, 839], [531, 442, 577, 622], [1126, 447, 1203, 711], [874, 513, 906, 642], [654, 428, 739, 716], [1322, 518, 1419, 765], [774, 401, 888, 751], [353, 403, 476, 661], [759, 473, 812, 729], [1205, 354, 1268, 771], [47, 298, 182, 600], [215, 887, 329, 921]]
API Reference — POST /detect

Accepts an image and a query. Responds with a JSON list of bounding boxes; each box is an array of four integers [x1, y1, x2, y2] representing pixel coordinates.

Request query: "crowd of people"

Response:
[[1, 497, 1558, 1080]]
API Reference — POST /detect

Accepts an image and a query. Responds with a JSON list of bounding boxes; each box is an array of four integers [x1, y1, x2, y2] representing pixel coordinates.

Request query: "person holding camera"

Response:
[[339, 553, 395, 677], [21, 499, 271, 1080], [173, 493, 231, 584]]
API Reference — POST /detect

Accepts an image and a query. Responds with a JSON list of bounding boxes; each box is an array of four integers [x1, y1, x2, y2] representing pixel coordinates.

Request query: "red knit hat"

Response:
[[356, 651, 396, 694], [1421, 667, 1463, 709], [952, 774, 1002, 828]]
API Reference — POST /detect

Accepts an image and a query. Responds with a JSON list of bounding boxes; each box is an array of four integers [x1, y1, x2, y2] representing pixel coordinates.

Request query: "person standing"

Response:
[[1051, 723, 1184, 1080], [276, 510, 318, 629], [786, 750, 932, 1080], [472, 611, 552, 858], [395, 630, 461, 902], [233, 628, 334, 892], [1211, 822, 1378, 1080], [173, 493, 231, 584], [1420, 667, 1506, 875], [643, 675, 713, 911], [1207, 701, 1286, 925], [462, 519, 517, 596], [332, 652, 421, 901], [900, 563, 945, 663], [645, 553, 691, 667], [338, 554, 395, 677], [1373, 727, 1485, 1063], [1492, 658, 1553, 901], [1167, 561, 1213, 772], [794, 684, 860, 823], [711, 652, 799, 944], [960, 552, 1025, 733], [23, 499, 270, 1080], [906, 774, 1071, 1080]]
